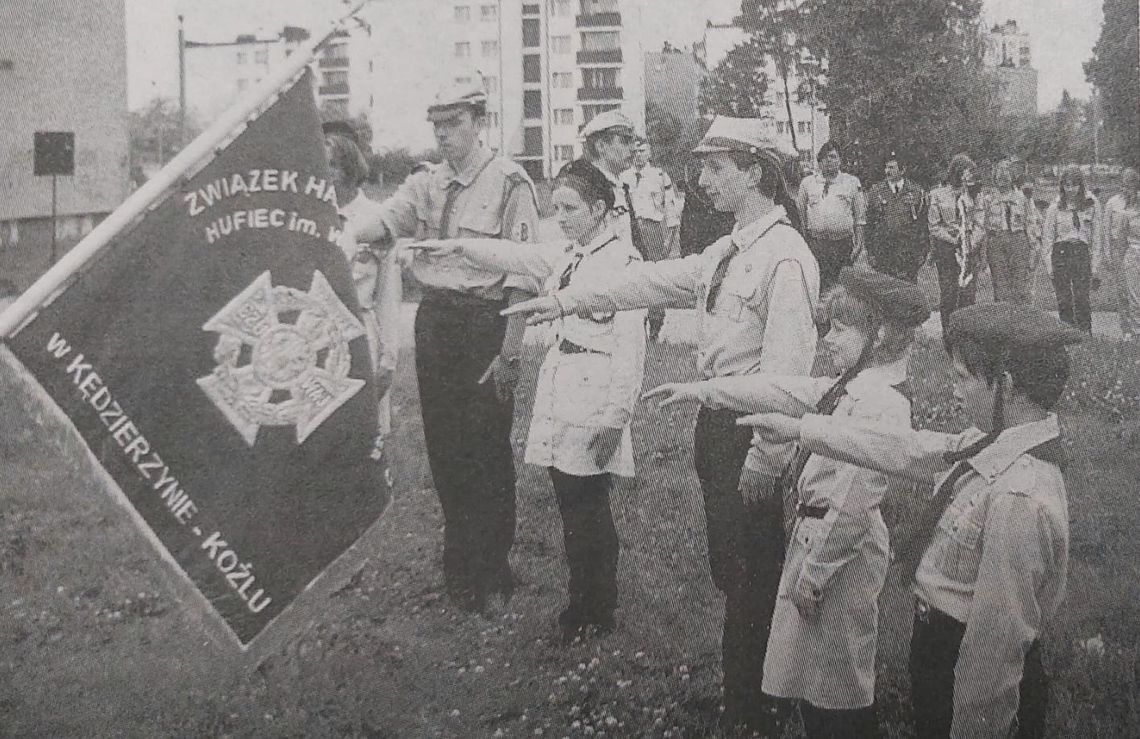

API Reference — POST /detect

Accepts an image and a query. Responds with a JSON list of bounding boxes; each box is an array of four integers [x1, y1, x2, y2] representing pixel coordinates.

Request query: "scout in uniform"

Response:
[[797, 141, 867, 292], [324, 125, 401, 489], [1041, 165, 1106, 332], [645, 267, 929, 738], [505, 116, 819, 733], [743, 302, 1079, 738], [928, 153, 985, 345], [1105, 167, 1140, 340], [355, 82, 541, 613], [406, 159, 646, 643], [979, 160, 1041, 304], [580, 111, 640, 255], [865, 153, 928, 282], [621, 139, 674, 340]]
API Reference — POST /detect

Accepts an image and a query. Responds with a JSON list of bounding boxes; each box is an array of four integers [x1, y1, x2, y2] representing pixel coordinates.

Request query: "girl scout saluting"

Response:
[[741, 302, 1080, 739], [644, 266, 930, 739], [406, 159, 646, 642]]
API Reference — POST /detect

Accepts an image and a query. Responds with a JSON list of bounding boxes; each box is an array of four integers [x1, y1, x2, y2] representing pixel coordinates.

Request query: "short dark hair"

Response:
[[953, 339, 1070, 410], [946, 153, 976, 188], [817, 141, 841, 162], [555, 159, 615, 211], [325, 133, 370, 186]]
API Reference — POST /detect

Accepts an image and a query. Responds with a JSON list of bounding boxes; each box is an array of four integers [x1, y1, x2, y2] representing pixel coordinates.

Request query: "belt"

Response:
[[558, 339, 603, 355], [914, 598, 964, 627], [795, 502, 829, 519]]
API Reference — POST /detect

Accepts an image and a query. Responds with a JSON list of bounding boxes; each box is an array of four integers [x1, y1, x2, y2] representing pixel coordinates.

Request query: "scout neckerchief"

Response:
[[557, 233, 619, 290]]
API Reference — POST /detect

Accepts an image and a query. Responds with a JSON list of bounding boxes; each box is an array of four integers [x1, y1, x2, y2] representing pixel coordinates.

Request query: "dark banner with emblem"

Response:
[[6, 70, 388, 645]]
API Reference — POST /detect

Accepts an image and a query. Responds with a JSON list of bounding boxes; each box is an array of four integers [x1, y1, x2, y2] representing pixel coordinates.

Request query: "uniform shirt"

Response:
[[363, 146, 541, 298], [798, 413, 1070, 738], [693, 358, 911, 710], [556, 205, 819, 474], [447, 228, 646, 476], [980, 188, 1041, 237], [1042, 195, 1105, 273], [1106, 193, 1140, 252], [620, 164, 671, 222], [928, 185, 984, 250], [797, 171, 866, 240], [866, 178, 926, 240]]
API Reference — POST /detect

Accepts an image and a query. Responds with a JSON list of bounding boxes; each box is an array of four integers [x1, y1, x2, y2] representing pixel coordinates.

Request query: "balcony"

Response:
[[576, 49, 622, 65], [576, 12, 621, 27], [577, 87, 623, 101], [319, 56, 349, 68], [319, 82, 350, 96]]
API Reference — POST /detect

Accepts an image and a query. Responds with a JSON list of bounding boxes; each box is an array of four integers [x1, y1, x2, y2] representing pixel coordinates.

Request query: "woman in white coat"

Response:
[[644, 267, 929, 738], [407, 159, 646, 642]]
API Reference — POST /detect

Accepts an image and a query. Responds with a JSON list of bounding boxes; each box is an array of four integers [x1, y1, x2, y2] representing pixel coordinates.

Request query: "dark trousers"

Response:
[[932, 241, 978, 343], [987, 231, 1033, 303], [909, 607, 1048, 739], [693, 407, 786, 730], [415, 291, 517, 602], [800, 701, 880, 739], [868, 235, 925, 283], [1051, 240, 1092, 331], [808, 235, 854, 293], [549, 468, 618, 624]]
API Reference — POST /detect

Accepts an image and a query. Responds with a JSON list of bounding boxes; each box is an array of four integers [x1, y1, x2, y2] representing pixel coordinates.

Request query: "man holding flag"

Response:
[[356, 82, 541, 614]]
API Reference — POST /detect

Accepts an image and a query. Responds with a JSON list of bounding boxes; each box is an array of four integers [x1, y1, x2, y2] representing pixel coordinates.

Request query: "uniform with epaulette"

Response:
[[866, 158, 928, 282], [356, 82, 541, 612], [791, 303, 1079, 738]]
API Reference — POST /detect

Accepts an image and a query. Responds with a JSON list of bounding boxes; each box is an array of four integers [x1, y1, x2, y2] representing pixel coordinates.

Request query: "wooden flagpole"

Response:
[[0, 1, 372, 339]]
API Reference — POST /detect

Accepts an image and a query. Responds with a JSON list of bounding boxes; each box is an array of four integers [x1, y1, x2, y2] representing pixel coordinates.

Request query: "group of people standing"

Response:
[[320, 80, 1111, 737]]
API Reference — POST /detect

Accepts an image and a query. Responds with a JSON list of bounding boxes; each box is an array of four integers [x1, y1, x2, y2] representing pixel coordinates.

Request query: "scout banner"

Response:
[[2, 59, 387, 646]]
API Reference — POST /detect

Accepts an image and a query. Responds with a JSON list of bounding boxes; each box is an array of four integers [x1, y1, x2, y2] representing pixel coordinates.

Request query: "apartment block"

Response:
[[983, 19, 1038, 118]]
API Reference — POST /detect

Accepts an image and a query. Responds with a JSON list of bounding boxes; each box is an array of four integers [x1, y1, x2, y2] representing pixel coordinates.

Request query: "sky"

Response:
[[126, 0, 1102, 113]]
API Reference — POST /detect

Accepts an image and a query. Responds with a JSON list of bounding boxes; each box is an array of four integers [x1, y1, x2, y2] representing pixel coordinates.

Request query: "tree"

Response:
[[801, 0, 1001, 186], [1085, 0, 1140, 167], [699, 38, 773, 117], [129, 98, 201, 178]]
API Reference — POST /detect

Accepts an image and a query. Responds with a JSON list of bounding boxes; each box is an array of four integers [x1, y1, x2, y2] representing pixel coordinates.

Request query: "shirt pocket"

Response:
[[456, 199, 503, 238], [550, 354, 611, 427], [935, 507, 984, 583]]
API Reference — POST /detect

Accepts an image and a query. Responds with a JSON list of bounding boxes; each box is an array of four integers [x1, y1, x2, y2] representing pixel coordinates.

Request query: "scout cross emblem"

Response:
[[197, 270, 366, 445]]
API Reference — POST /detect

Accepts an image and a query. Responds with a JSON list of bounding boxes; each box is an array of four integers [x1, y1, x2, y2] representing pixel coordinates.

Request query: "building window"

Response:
[[798, 121, 812, 134], [485, 75, 500, 93], [551, 0, 572, 16], [775, 91, 786, 104], [523, 90, 543, 119], [523, 18, 540, 47], [455, 42, 471, 58], [236, 51, 248, 64], [325, 70, 348, 86], [582, 103, 619, 122], [582, 67, 618, 89], [523, 54, 541, 83], [455, 5, 471, 21], [552, 72, 573, 88], [481, 4, 497, 20], [580, 31, 620, 51], [522, 3, 541, 15], [581, 0, 618, 12], [554, 144, 575, 161], [776, 121, 785, 134], [552, 35, 571, 54], [554, 108, 574, 125], [255, 48, 269, 64], [324, 99, 349, 117], [488, 111, 501, 128], [523, 127, 543, 156], [482, 40, 499, 57]]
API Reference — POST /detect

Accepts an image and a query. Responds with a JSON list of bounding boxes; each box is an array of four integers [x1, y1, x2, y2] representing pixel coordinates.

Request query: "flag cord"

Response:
[[0, 1, 373, 339]]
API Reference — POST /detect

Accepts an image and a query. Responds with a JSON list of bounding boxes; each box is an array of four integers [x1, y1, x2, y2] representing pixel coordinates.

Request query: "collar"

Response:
[[730, 205, 788, 253], [572, 228, 620, 257], [845, 355, 910, 400], [436, 146, 495, 188], [968, 414, 1061, 482], [338, 190, 371, 218]]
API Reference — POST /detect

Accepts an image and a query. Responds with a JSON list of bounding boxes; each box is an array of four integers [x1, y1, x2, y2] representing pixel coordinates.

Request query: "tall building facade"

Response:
[[0, 0, 129, 288], [696, 21, 829, 163], [983, 19, 1038, 117]]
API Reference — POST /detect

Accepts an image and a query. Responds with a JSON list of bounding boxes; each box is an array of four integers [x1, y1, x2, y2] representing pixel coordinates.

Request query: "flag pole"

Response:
[[0, 1, 372, 339]]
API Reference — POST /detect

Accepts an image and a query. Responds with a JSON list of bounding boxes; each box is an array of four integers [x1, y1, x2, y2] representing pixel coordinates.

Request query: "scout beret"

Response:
[[321, 120, 360, 147], [692, 115, 795, 161], [837, 266, 930, 327], [426, 81, 489, 122], [947, 303, 1084, 352], [579, 110, 635, 141]]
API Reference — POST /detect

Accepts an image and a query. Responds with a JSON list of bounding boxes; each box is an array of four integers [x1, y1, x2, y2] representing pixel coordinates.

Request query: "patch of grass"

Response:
[[1, 332, 1137, 737]]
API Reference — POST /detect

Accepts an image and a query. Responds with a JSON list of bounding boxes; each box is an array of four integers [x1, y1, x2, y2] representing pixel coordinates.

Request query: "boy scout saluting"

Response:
[[506, 116, 819, 733], [356, 82, 540, 613], [743, 302, 1079, 738]]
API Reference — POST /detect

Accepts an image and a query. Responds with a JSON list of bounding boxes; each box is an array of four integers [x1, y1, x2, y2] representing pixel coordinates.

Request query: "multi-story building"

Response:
[[695, 20, 828, 162], [367, 0, 646, 180], [183, 25, 374, 129], [0, 0, 129, 288], [983, 19, 1038, 118]]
